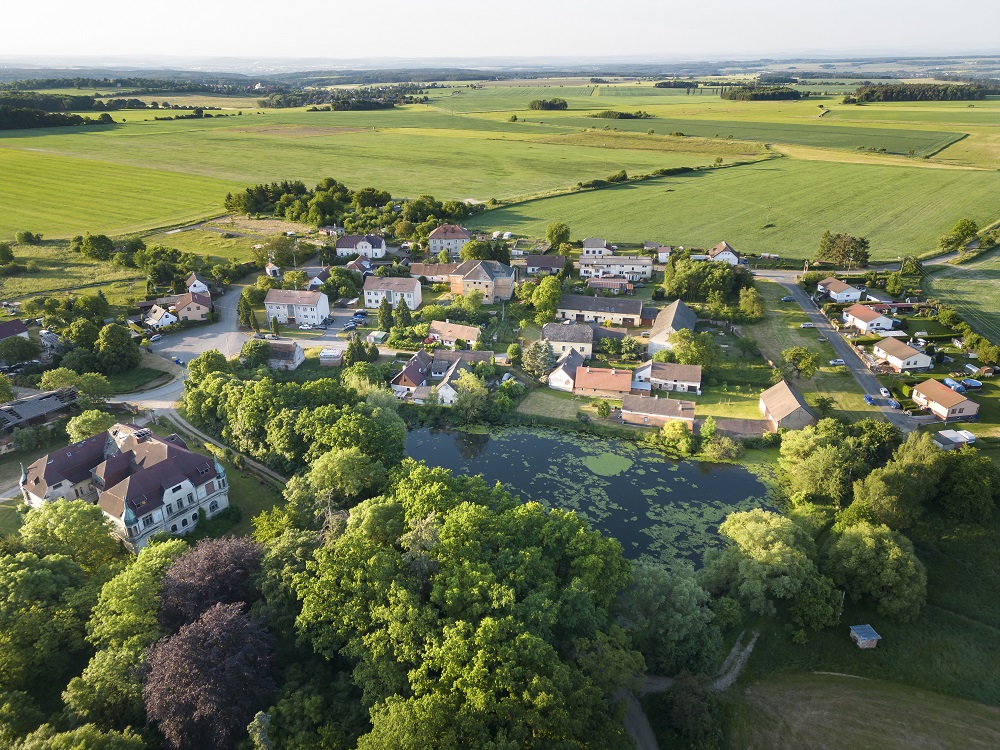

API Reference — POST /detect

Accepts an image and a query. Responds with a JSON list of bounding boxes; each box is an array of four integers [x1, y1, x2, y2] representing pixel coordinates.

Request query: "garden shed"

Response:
[[849, 624, 882, 649]]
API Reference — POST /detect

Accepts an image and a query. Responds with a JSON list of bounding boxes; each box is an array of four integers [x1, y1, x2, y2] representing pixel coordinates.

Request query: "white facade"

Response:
[[428, 225, 472, 258], [263, 291, 330, 324], [581, 238, 612, 257], [710, 250, 740, 265], [873, 341, 933, 372], [547, 366, 575, 392], [842, 305, 893, 334], [187, 278, 210, 295], [146, 306, 178, 329], [363, 277, 422, 310], [578, 256, 653, 281], [336, 236, 386, 259]]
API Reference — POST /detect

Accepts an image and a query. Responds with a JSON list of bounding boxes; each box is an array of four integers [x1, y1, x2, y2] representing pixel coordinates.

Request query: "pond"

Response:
[[405, 426, 773, 569]]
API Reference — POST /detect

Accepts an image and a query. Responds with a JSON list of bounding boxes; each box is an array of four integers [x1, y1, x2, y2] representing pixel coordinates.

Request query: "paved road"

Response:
[[754, 268, 915, 433]]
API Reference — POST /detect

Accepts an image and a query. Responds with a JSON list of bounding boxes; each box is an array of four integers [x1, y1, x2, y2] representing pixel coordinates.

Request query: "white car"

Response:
[[799, 323, 815, 329], [149, 334, 162, 342], [879, 387, 892, 398], [298, 324, 312, 330], [829, 359, 845, 366]]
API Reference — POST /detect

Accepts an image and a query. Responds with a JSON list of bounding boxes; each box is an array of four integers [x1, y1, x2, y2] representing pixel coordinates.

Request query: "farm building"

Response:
[[573, 367, 633, 398], [541, 322, 594, 357], [849, 625, 882, 650], [0, 388, 78, 453], [557, 295, 643, 327], [410, 262, 459, 283], [911, 379, 980, 422], [632, 361, 702, 394], [525, 255, 566, 276], [587, 277, 632, 294], [646, 300, 698, 355], [759, 380, 816, 432], [620, 394, 695, 428], [335, 234, 386, 259]]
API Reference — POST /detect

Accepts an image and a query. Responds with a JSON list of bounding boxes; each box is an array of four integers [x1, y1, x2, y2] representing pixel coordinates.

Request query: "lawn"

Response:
[[926, 250, 1000, 344], [0, 240, 144, 301], [726, 672, 1000, 749], [0, 504, 22, 534], [516, 388, 589, 420], [144, 228, 265, 264], [105, 367, 174, 394], [469, 159, 1000, 261]]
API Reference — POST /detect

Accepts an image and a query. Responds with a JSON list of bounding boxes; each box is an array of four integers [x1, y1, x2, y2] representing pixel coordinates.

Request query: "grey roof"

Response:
[[541, 322, 594, 344], [336, 234, 385, 249], [649, 300, 697, 341], [431, 349, 493, 376], [526, 255, 566, 269], [0, 388, 77, 432], [558, 294, 643, 316], [264, 289, 324, 306], [452, 259, 515, 281], [551, 348, 585, 379], [363, 276, 420, 293], [438, 357, 472, 390], [267, 341, 303, 362], [759, 380, 814, 421], [622, 394, 695, 420], [582, 238, 609, 248], [645, 361, 702, 383], [186, 271, 210, 286]]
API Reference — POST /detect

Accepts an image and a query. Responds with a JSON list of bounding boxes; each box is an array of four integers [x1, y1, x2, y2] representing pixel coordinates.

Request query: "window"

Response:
[[171, 485, 182, 493], [142, 515, 153, 529], [166, 504, 173, 514], [182, 519, 188, 528], [187, 493, 194, 504], [171, 524, 177, 533], [209, 500, 219, 513], [192, 513, 198, 522]]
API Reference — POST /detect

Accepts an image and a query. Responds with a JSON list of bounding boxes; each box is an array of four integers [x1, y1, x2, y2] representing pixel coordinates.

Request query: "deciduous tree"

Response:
[[95, 324, 141, 374], [66, 410, 116, 443]]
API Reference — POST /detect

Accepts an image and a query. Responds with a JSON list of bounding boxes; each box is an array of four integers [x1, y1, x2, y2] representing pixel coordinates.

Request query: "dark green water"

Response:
[[405, 426, 772, 568]]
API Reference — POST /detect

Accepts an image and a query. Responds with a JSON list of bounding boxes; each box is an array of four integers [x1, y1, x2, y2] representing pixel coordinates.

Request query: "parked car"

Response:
[[829, 359, 845, 366], [342, 323, 357, 331], [799, 322, 814, 329], [888, 399, 902, 410], [174, 358, 184, 366], [781, 295, 795, 302], [864, 394, 876, 405], [298, 324, 312, 330], [314, 324, 327, 330], [149, 334, 162, 342], [879, 387, 892, 398]]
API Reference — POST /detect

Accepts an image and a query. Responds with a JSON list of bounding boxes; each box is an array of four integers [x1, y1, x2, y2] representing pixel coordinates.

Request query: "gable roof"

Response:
[[844, 304, 889, 323], [0, 319, 28, 340], [551, 348, 585, 380], [336, 234, 385, 249], [186, 271, 210, 287], [913, 379, 971, 408], [267, 341, 303, 362], [708, 241, 739, 258], [582, 238, 609, 248], [526, 255, 566, 269], [363, 276, 420, 294], [431, 349, 493, 374], [574, 366, 632, 392], [392, 361, 427, 389], [541, 322, 594, 344], [622, 394, 695, 420], [650, 300, 697, 340], [309, 266, 332, 283], [429, 320, 480, 342], [760, 380, 814, 421], [819, 277, 858, 294], [410, 262, 459, 278], [346, 258, 374, 274], [264, 289, 324, 306], [452, 259, 515, 281], [0, 388, 77, 432], [874, 337, 922, 360], [174, 292, 212, 310], [558, 294, 643, 317], [147, 305, 175, 323], [646, 361, 702, 383], [428, 224, 471, 241]]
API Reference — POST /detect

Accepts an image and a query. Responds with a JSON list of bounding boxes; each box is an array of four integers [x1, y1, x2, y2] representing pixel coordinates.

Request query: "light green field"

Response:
[[0, 241, 144, 301], [145, 228, 264, 264], [470, 159, 1000, 261], [926, 251, 1000, 343]]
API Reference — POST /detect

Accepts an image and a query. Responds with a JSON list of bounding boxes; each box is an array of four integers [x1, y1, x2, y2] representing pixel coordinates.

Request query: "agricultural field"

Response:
[[470, 159, 1000, 261], [145, 228, 265, 264], [926, 251, 1000, 343], [0, 240, 144, 301]]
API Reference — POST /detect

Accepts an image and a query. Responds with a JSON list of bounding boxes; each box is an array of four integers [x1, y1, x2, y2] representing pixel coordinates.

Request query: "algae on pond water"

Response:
[[406, 426, 772, 569]]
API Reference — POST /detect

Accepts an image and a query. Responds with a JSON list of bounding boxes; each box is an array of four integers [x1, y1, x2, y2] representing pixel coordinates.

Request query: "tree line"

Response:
[[589, 110, 654, 119], [0, 106, 113, 130], [528, 98, 568, 110], [720, 86, 802, 101], [850, 83, 986, 102], [258, 84, 428, 109]]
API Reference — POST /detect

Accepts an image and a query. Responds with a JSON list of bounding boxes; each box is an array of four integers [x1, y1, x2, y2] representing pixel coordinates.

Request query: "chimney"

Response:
[[612, 369, 616, 375]]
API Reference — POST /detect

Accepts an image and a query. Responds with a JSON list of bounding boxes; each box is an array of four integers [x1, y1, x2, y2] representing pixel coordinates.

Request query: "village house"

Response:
[[264, 289, 330, 325], [391, 350, 432, 398], [547, 348, 585, 392], [305, 266, 332, 290], [525, 255, 566, 276], [578, 255, 653, 281], [266, 341, 306, 371], [632, 361, 702, 394], [448, 260, 516, 302], [872, 338, 933, 372], [185, 271, 211, 295], [557, 295, 644, 327], [318, 226, 344, 237], [842, 304, 894, 334], [645, 241, 673, 263], [581, 238, 612, 258], [759, 380, 817, 432], [541, 322, 594, 357], [410, 262, 459, 283], [335, 234, 387, 259], [363, 276, 422, 310], [646, 299, 698, 355], [428, 320, 480, 348], [0, 319, 30, 345], [707, 241, 741, 265], [620, 394, 695, 428], [346, 257, 375, 276], [428, 225, 472, 258], [586, 277, 632, 294], [435, 358, 473, 406], [0, 388, 77, 453], [573, 366, 633, 398], [145, 304, 177, 330], [818, 277, 864, 303], [912, 379, 980, 422], [431, 349, 493, 379], [172, 292, 213, 322], [20, 423, 230, 551]]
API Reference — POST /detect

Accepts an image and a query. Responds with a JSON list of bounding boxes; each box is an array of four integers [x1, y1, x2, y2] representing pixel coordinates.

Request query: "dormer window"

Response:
[[171, 485, 182, 493]]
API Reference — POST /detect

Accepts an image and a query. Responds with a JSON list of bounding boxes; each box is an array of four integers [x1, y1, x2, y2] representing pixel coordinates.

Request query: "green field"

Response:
[[926, 251, 1000, 343], [471, 159, 1000, 260]]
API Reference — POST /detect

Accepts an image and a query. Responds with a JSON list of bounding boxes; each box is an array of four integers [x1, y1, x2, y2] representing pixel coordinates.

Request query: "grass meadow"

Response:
[[926, 251, 1000, 344]]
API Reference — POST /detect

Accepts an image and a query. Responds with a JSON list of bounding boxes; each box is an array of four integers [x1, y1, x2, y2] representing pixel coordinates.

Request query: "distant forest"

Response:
[[851, 83, 988, 102], [0, 106, 113, 130], [258, 84, 427, 109], [721, 86, 803, 101]]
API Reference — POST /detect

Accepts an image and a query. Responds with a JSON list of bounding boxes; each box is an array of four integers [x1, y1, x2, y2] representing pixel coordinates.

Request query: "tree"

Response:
[[0, 375, 12, 403], [377, 296, 393, 333], [701, 509, 818, 617], [307, 447, 387, 507], [655, 420, 697, 458], [826, 522, 927, 621], [14, 724, 146, 750], [64, 319, 101, 350], [436, 249, 450, 265], [19, 499, 121, 576], [61, 347, 100, 374], [505, 343, 522, 367], [187, 350, 231, 387], [0, 242, 14, 265], [144, 603, 276, 750], [458, 240, 492, 261], [781, 346, 819, 379], [546, 222, 570, 247], [95, 324, 141, 374], [621, 563, 720, 674], [521, 340, 555, 377], [33, 367, 80, 393], [281, 270, 308, 290], [159, 538, 263, 631], [452, 371, 489, 422], [886, 271, 903, 297], [666, 329, 721, 368], [78, 233, 115, 261], [0, 335, 39, 365], [14, 231, 41, 245], [240, 339, 271, 369], [393, 298, 412, 329], [596, 400, 611, 419], [238, 293, 257, 329], [620, 336, 641, 362], [66, 410, 117, 443], [700, 415, 717, 440], [936, 447, 1000, 522], [530, 276, 562, 323], [738, 286, 765, 321], [812, 395, 835, 418]]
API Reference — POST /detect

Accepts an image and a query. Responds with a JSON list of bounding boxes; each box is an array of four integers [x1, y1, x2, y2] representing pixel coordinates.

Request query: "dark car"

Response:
[[781, 295, 795, 302], [342, 323, 357, 331], [863, 394, 876, 406], [888, 399, 902, 410]]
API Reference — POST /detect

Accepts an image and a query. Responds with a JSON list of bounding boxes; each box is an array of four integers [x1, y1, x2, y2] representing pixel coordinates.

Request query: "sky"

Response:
[[4, 0, 998, 63]]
